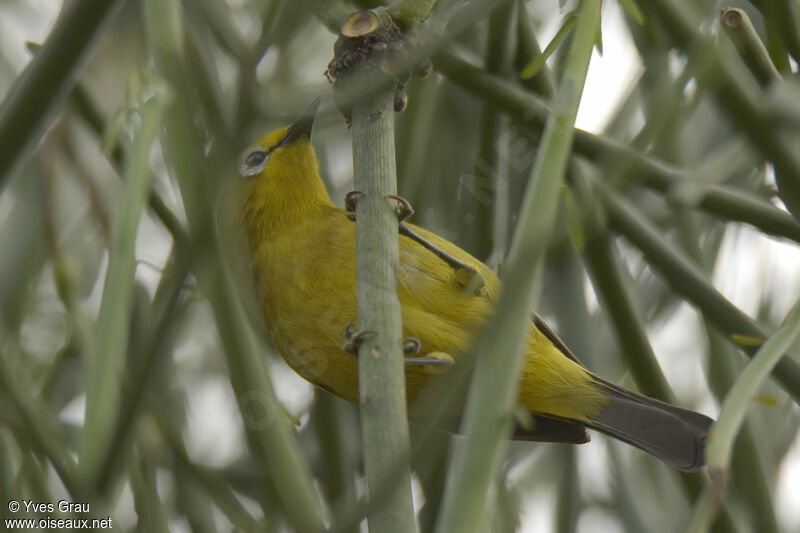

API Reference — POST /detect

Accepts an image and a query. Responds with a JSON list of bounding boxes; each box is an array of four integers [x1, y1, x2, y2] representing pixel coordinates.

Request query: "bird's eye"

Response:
[[246, 151, 267, 167], [238, 149, 269, 178]]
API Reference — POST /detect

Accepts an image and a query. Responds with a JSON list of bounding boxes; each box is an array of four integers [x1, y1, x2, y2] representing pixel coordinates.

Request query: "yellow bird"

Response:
[[229, 101, 713, 471]]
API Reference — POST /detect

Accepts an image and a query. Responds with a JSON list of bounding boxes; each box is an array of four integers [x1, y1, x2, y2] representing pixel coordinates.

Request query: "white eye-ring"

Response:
[[238, 147, 270, 178]]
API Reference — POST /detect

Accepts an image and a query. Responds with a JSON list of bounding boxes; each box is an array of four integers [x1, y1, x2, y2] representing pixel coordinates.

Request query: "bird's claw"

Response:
[[344, 192, 415, 224], [344, 191, 365, 222], [403, 337, 420, 355], [386, 194, 415, 223], [343, 323, 376, 356]]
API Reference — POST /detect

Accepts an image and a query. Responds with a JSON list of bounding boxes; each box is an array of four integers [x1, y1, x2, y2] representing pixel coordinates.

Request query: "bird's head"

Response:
[[232, 98, 333, 241], [237, 98, 321, 184]]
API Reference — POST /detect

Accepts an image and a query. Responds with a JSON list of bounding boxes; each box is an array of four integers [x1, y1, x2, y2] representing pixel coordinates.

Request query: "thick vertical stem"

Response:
[[351, 91, 417, 532]]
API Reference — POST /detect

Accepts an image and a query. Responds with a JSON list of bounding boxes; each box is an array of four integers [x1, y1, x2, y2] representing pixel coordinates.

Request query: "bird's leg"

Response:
[[384, 196, 485, 293], [404, 354, 455, 366], [398, 223, 484, 288], [344, 191, 485, 294], [344, 325, 453, 367], [396, 225, 485, 294], [342, 322, 376, 356]]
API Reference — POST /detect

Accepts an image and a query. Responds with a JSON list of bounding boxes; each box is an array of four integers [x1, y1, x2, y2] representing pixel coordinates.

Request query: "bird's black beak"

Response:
[[277, 98, 320, 148]]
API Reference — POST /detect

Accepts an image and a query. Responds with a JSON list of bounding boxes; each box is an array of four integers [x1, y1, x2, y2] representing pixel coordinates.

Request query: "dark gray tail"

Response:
[[585, 379, 713, 471]]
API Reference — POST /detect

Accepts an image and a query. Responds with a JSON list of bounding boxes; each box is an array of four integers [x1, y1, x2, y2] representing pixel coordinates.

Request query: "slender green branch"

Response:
[[720, 8, 780, 86], [434, 2, 601, 531], [0, 0, 128, 191], [577, 175, 727, 520], [162, 421, 263, 533], [520, 12, 576, 80], [685, 485, 716, 533], [515, 0, 555, 98], [645, 0, 800, 219], [580, 223, 675, 402], [706, 298, 800, 477], [350, 90, 417, 533], [0, 170, 48, 333], [753, 0, 800, 64], [596, 179, 800, 404], [0, 353, 78, 495], [52, 71, 195, 493], [461, 1, 516, 261], [79, 98, 160, 486], [63, 73, 188, 246], [143, 1, 326, 530], [434, 50, 800, 244], [94, 250, 192, 491], [676, 214, 780, 533]]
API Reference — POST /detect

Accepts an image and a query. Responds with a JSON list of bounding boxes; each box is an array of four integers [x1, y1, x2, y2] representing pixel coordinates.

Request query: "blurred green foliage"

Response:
[[0, 0, 799, 532]]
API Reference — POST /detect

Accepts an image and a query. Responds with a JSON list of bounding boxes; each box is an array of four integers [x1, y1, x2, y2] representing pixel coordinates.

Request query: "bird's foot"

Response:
[[344, 191, 415, 224], [403, 336, 421, 355], [342, 323, 376, 356], [401, 337, 454, 367], [385, 194, 415, 223], [344, 191, 365, 222]]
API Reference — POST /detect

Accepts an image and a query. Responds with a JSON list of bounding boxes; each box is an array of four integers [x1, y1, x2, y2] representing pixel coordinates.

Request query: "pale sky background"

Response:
[[2, 1, 800, 532]]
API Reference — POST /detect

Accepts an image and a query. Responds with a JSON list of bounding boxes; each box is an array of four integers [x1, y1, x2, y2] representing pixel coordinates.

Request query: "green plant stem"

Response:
[[59, 77, 195, 493], [0, 354, 77, 496], [433, 51, 800, 245], [577, 174, 728, 524], [65, 79, 188, 246], [462, 1, 516, 261], [685, 485, 717, 533], [0, 0, 128, 191], [143, 1, 325, 530], [676, 214, 779, 533], [595, 179, 800, 404], [79, 98, 160, 486], [0, 168, 48, 333], [94, 250, 191, 492], [753, 0, 800, 64], [645, 0, 800, 220], [162, 421, 262, 533], [433, 2, 601, 531], [310, 393, 359, 516], [515, 0, 555, 98], [581, 231, 675, 403], [706, 297, 800, 475], [350, 90, 417, 533], [720, 8, 780, 86]]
